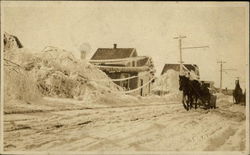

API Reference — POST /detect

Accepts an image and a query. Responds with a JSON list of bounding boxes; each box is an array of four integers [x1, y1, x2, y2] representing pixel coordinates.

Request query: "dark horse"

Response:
[[233, 80, 243, 104], [179, 75, 211, 111]]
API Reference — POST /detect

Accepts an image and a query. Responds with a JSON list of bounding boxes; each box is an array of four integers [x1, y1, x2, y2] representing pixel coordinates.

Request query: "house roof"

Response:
[[161, 64, 199, 75], [91, 48, 137, 60], [97, 66, 150, 73]]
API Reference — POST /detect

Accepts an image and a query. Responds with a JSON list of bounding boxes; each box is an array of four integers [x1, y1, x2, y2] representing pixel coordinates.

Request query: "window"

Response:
[[132, 61, 135, 67]]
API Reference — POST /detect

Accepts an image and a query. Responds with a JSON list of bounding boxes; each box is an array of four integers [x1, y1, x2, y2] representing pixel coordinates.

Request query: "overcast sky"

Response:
[[3, 2, 248, 89]]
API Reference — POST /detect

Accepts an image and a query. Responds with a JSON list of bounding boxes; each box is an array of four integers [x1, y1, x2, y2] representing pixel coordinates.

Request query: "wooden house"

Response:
[[90, 44, 155, 96]]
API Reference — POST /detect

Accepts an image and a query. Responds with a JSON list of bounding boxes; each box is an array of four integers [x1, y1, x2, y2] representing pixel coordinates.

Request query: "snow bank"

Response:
[[5, 47, 123, 99], [163, 92, 182, 102], [4, 40, 128, 114], [4, 62, 41, 102], [4, 32, 23, 50], [152, 69, 180, 94]]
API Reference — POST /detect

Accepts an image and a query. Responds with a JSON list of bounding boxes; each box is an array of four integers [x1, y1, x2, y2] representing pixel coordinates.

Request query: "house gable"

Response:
[[161, 64, 199, 75]]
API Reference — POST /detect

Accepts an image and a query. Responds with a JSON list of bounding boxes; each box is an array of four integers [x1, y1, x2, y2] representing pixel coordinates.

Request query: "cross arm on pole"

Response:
[[173, 35, 186, 74], [223, 69, 237, 71], [173, 35, 187, 39], [178, 61, 184, 63], [217, 61, 226, 63], [182, 46, 209, 50]]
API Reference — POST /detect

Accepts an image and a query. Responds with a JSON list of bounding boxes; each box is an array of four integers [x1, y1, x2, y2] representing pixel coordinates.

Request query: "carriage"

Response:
[[179, 73, 217, 111], [233, 80, 245, 105], [197, 92, 217, 109]]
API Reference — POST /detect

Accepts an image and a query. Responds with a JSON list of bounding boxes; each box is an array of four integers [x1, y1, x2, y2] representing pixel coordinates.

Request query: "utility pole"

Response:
[[173, 35, 209, 75], [173, 35, 186, 74], [217, 60, 236, 93], [217, 60, 226, 93]]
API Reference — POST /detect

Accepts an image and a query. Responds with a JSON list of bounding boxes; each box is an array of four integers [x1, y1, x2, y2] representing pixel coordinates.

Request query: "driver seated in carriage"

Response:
[[200, 81, 210, 95]]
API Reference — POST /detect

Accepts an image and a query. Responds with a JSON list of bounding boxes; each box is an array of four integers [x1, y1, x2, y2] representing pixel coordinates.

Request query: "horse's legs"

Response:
[[182, 94, 188, 111], [235, 96, 238, 104], [186, 95, 190, 110], [237, 96, 240, 104], [208, 97, 211, 109], [194, 96, 198, 109], [182, 99, 187, 110], [189, 96, 193, 109]]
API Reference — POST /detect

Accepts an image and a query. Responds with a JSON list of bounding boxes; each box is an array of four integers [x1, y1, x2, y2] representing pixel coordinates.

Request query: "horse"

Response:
[[233, 80, 243, 104], [179, 75, 193, 110], [179, 75, 211, 110], [179, 75, 201, 110]]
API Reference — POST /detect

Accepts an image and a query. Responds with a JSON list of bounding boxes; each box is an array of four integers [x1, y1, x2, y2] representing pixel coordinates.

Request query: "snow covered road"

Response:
[[4, 95, 246, 152]]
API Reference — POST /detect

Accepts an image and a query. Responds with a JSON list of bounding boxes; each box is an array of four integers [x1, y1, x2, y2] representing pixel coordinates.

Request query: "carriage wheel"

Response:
[[199, 98, 209, 109], [202, 100, 209, 109]]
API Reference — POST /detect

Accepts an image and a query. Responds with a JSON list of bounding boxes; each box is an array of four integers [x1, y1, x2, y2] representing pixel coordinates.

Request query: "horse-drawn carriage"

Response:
[[179, 74, 217, 111], [233, 80, 245, 105]]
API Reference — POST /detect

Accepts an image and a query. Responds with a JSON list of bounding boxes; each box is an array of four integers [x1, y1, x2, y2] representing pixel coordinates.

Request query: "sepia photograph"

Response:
[[1, 1, 249, 154]]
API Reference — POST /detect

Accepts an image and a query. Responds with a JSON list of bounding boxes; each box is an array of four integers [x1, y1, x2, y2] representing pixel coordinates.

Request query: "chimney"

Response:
[[80, 50, 86, 60], [113, 44, 117, 49]]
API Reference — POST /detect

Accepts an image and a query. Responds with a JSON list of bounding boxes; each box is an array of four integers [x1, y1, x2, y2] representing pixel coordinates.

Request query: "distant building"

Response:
[[80, 50, 86, 59], [90, 44, 155, 96], [213, 87, 233, 95], [221, 88, 234, 96], [222, 88, 234, 96]]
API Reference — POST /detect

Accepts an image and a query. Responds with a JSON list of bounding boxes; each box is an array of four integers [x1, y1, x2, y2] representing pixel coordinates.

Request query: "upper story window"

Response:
[[132, 61, 136, 67]]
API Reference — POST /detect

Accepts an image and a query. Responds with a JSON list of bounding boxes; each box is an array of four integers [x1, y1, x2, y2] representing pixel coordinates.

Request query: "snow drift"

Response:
[[4, 33, 127, 113], [152, 69, 180, 95], [3, 32, 23, 50], [4, 46, 123, 100]]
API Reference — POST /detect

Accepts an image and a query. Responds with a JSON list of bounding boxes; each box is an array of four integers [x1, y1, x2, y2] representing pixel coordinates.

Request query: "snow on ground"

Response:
[[4, 93, 246, 152], [3, 34, 247, 153], [4, 44, 129, 114], [4, 46, 122, 98]]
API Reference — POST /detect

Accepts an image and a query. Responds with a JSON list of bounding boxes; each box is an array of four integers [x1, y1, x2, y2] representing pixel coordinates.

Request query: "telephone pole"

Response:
[[217, 60, 236, 92], [173, 35, 209, 75], [173, 35, 186, 74], [217, 60, 226, 93]]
